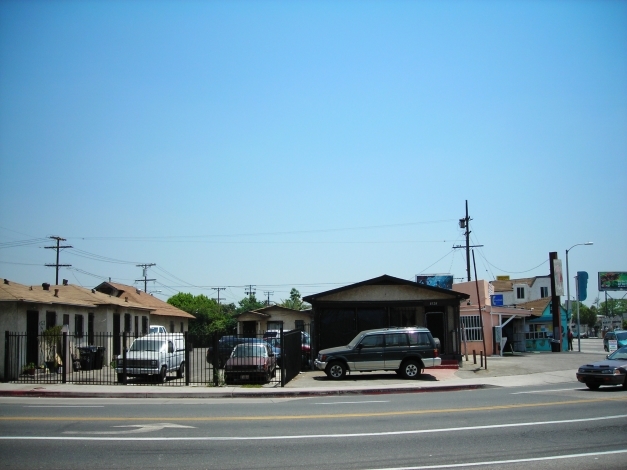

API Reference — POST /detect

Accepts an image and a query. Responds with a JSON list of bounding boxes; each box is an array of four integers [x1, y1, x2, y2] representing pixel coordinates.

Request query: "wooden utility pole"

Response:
[[453, 200, 482, 281], [135, 263, 156, 292], [549, 252, 562, 352], [45, 236, 72, 285]]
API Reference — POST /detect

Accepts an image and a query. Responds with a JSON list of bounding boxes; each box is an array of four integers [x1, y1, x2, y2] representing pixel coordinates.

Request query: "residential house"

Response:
[[235, 305, 312, 337], [518, 298, 569, 352], [303, 275, 469, 359]]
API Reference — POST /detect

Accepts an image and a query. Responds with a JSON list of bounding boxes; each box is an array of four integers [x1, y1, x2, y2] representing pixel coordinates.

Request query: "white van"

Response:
[[116, 333, 185, 383]]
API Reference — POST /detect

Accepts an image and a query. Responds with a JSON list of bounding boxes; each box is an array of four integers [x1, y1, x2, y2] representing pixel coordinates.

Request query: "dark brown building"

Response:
[[303, 275, 469, 359]]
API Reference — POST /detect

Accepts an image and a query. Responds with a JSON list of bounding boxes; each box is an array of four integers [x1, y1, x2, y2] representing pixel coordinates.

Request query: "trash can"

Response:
[[93, 347, 105, 370], [78, 347, 95, 370], [550, 339, 561, 352]]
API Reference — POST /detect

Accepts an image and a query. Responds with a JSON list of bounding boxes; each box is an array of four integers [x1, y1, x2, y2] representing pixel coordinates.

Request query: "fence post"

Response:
[[184, 331, 190, 386], [4, 331, 9, 382], [122, 332, 127, 385], [280, 324, 285, 387], [62, 332, 67, 384], [212, 332, 219, 386]]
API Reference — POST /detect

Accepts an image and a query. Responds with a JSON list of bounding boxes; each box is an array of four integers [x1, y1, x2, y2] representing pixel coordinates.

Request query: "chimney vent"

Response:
[[3, 279, 8, 285], [125, 297, 128, 302], [91, 289, 96, 293], [42, 283, 50, 291], [54, 289, 59, 297], [62, 279, 68, 286]]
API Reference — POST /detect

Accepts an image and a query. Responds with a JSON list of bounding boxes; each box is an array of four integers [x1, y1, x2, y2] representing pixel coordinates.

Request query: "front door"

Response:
[[242, 321, 256, 338], [26, 311, 39, 366], [426, 312, 445, 353]]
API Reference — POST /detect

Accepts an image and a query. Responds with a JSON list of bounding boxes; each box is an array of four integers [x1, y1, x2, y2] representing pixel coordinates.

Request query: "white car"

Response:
[[149, 325, 167, 334]]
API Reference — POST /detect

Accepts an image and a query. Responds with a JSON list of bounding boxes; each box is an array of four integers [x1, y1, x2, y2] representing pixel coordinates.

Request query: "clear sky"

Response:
[[1, 0, 625, 307]]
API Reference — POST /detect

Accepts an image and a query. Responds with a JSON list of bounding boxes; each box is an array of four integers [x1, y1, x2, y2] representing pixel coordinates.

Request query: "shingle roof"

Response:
[[94, 282, 194, 319], [0, 279, 150, 311]]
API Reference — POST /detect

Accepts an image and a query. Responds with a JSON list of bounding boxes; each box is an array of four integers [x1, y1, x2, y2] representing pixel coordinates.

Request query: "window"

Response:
[[359, 334, 384, 348], [142, 316, 148, 335], [516, 287, 525, 299], [408, 332, 433, 347], [460, 316, 484, 341], [180, 322, 184, 333], [134, 316, 139, 338], [267, 321, 283, 331], [295, 320, 304, 331], [170, 321, 175, 333], [46, 311, 56, 329], [75, 314, 84, 338], [540, 287, 549, 298], [63, 314, 70, 326], [385, 333, 408, 347], [124, 314, 131, 333]]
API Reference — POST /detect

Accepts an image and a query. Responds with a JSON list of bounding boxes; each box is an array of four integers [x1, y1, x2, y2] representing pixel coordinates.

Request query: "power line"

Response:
[[135, 263, 156, 292]]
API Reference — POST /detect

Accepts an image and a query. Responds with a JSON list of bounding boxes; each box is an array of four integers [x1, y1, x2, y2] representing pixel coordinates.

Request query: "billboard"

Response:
[[416, 274, 453, 290], [552, 259, 564, 296], [598, 272, 627, 291]]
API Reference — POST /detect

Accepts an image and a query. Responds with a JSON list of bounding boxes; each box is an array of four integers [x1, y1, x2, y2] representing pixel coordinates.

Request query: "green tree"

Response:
[[235, 295, 265, 315], [279, 288, 311, 311], [167, 292, 236, 334]]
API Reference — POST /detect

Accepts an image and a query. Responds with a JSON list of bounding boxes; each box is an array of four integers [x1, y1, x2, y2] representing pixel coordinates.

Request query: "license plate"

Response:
[[240, 374, 249, 380]]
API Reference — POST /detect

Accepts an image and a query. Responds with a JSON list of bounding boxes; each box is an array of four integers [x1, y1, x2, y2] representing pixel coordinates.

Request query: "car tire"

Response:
[[177, 362, 185, 379], [623, 376, 627, 390], [586, 382, 600, 390], [326, 361, 346, 380], [117, 373, 125, 384], [158, 365, 167, 384], [401, 359, 423, 380]]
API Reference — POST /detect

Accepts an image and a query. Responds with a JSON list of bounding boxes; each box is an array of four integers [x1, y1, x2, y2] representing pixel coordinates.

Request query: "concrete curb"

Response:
[[0, 383, 489, 399]]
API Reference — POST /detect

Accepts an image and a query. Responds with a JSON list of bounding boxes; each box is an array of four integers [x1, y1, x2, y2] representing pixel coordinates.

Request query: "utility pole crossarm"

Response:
[[45, 236, 72, 285]]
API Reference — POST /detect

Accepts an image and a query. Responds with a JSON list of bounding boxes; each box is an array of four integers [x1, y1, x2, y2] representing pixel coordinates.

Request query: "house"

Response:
[[302, 274, 470, 359], [235, 305, 312, 336], [490, 276, 552, 306], [455, 280, 535, 356], [0, 278, 151, 380], [93, 281, 194, 334]]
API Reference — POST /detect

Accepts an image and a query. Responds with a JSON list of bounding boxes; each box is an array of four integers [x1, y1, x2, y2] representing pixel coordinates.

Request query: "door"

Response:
[[26, 311, 39, 366], [425, 312, 445, 353], [351, 334, 384, 371], [113, 313, 121, 355], [384, 333, 409, 369], [242, 321, 256, 337]]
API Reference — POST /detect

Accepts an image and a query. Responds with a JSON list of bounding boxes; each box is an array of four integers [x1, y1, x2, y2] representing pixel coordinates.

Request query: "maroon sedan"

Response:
[[224, 343, 277, 385]]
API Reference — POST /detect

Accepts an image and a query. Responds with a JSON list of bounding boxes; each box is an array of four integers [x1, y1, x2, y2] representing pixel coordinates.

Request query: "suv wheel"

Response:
[[401, 359, 423, 380], [326, 361, 346, 380], [586, 382, 600, 390]]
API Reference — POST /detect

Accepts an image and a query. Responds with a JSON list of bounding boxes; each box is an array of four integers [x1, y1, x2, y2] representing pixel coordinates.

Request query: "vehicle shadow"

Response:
[[312, 372, 438, 382]]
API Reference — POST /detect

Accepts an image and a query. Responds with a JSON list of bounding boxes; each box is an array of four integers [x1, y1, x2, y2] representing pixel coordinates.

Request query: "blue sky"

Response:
[[1, 0, 625, 307]]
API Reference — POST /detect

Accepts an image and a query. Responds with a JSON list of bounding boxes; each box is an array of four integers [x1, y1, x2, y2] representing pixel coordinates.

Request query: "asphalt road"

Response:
[[1, 379, 626, 469]]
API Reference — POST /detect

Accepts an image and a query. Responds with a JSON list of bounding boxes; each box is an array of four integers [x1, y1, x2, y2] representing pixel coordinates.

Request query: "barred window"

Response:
[[461, 315, 483, 341]]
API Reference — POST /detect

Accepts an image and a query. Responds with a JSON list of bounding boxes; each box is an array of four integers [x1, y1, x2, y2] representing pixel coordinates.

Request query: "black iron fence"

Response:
[[3, 329, 309, 387]]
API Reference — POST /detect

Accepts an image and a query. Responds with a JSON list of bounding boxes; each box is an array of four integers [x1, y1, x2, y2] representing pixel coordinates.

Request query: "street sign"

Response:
[[491, 294, 504, 306]]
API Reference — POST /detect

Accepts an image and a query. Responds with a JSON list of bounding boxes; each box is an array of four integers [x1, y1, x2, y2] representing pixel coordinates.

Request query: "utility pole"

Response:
[[263, 291, 274, 306], [45, 236, 72, 285], [452, 200, 482, 281], [135, 263, 156, 292], [245, 285, 256, 299], [212, 287, 226, 309]]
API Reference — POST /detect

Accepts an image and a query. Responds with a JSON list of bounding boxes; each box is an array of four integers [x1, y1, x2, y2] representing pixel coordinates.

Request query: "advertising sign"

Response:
[[609, 339, 618, 353], [416, 274, 453, 290], [598, 272, 627, 291], [552, 259, 564, 296], [491, 294, 504, 306]]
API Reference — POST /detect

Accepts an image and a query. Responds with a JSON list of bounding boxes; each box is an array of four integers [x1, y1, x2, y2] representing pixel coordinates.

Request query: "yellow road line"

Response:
[[0, 396, 625, 422]]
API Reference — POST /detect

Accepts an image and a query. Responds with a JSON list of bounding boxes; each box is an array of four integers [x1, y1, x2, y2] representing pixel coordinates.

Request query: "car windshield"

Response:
[[608, 347, 627, 360], [615, 332, 627, 341], [130, 340, 164, 352], [232, 344, 268, 358]]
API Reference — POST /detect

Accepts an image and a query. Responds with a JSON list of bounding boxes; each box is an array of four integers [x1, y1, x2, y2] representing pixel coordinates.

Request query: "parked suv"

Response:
[[314, 327, 441, 380], [116, 333, 185, 383]]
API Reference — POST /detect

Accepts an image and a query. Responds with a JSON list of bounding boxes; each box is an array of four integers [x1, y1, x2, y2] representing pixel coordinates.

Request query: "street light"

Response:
[[566, 242, 593, 352]]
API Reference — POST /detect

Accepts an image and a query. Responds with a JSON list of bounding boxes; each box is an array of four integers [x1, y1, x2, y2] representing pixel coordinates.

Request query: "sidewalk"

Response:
[[0, 351, 606, 399]]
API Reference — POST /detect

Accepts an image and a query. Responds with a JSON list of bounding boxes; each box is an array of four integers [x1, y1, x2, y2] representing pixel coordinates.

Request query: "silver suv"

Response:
[[116, 333, 185, 383], [314, 327, 441, 380]]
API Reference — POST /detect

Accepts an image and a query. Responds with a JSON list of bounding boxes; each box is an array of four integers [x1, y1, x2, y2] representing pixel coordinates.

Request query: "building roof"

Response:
[[0, 279, 151, 311], [491, 276, 550, 293], [237, 305, 313, 318], [302, 274, 470, 303], [94, 282, 195, 319]]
